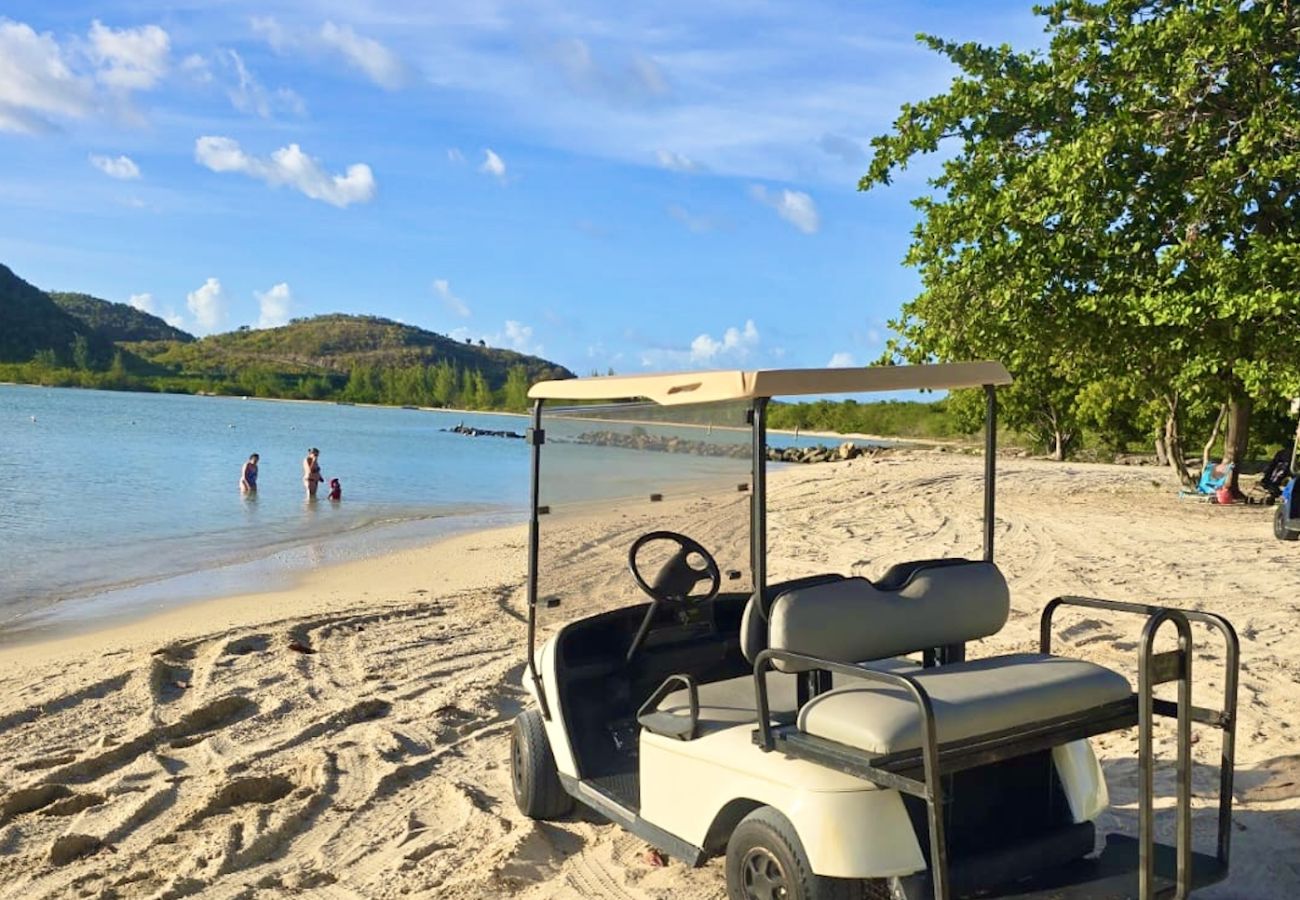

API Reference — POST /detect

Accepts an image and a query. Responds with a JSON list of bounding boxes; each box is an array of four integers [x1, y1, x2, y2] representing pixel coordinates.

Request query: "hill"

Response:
[[0, 265, 116, 366], [49, 292, 194, 343], [0, 260, 576, 408], [126, 314, 569, 386]]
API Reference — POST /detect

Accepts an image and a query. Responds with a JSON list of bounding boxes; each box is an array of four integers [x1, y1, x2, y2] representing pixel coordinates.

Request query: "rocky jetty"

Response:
[[444, 422, 525, 439], [573, 430, 878, 465]]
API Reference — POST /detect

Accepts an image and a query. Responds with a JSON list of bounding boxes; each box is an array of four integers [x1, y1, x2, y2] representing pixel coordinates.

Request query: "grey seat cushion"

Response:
[[769, 562, 1010, 672], [797, 653, 1132, 756], [653, 673, 799, 736], [649, 658, 923, 738]]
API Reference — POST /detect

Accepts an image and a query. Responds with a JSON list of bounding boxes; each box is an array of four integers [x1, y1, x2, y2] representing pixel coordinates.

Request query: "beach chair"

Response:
[[1179, 461, 1232, 500]]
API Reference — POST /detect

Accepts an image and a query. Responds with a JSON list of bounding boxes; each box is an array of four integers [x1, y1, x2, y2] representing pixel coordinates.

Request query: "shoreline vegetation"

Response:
[[3, 260, 1293, 469]]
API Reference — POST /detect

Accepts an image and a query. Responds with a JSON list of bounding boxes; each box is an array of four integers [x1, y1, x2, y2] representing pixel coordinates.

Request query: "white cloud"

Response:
[[0, 20, 93, 133], [250, 16, 290, 52], [0, 18, 176, 133], [224, 49, 305, 118], [127, 292, 155, 314], [639, 319, 762, 368], [433, 279, 470, 317], [690, 320, 759, 363], [186, 277, 226, 333], [89, 153, 140, 179], [450, 320, 543, 355], [479, 148, 506, 182], [446, 147, 465, 164], [750, 185, 820, 234], [656, 149, 702, 173], [88, 20, 170, 91], [319, 21, 405, 90], [195, 136, 376, 208], [180, 53, 212, 83], [827, 352, 856, 368], [504, 320, 542, 355], [162, 309, 185, 328], [254, 282, 292, 328]]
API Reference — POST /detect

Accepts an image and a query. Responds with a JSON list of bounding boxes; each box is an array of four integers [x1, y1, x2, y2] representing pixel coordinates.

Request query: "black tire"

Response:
[[1276, 505, 1300, 541], [725, 806, 866, 900], [510, 709, 573, 819]]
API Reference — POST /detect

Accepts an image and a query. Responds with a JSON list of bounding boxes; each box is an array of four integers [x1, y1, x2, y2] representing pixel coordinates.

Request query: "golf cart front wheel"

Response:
[[510, 709, 573, 820], [1275, 506, 1299, 541], [725, 806, 866, 900]]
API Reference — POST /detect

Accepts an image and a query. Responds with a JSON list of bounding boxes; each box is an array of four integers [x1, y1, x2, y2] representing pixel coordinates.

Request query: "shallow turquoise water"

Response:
[[0, 384, 876, 634], [0, 385, 535, 626]]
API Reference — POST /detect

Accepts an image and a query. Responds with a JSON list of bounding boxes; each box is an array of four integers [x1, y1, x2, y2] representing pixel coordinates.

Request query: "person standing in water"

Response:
[[240, 453, 259, 494], [303, 448, 323, 498]]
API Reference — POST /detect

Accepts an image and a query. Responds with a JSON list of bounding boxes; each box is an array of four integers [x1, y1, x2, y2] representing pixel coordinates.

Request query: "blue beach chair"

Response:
[[1180, 461, 1233, 499]]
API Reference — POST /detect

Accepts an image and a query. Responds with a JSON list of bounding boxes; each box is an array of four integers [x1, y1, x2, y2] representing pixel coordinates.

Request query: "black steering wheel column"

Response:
[[625, 531, 721, 663]]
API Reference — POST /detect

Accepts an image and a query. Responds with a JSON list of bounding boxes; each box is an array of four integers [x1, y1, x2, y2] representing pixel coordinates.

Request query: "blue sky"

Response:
[[0, 0, 1044, 375]]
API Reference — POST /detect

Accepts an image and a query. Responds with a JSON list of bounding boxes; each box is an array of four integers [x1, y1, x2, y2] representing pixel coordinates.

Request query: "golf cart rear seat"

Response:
[[765, 563, 1132, 755], [747, 559, 1240, 900]]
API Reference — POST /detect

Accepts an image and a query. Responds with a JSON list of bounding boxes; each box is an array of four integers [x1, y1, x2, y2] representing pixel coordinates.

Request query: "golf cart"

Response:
[[1273, 398, 1300, 541], [510, 363, 1240, 900]]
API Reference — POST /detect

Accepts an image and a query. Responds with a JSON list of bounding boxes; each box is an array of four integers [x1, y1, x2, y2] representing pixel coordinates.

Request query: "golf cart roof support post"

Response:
[[983, 384, 997, 564], [525, 399, 550, 720], [751, 398, 769, 613]]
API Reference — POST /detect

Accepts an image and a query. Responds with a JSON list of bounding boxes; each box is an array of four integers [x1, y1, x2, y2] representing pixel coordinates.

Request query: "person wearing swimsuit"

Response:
[[303, 448, 323, 498], [240, 453, 259, 494]]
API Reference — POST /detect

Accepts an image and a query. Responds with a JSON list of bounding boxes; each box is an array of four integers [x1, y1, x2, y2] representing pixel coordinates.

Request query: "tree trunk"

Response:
[[1223, 392, 1252, 495], [1052, 430, 1066, 462], [1202, 404, 1227, 468], [1154, 430, 1169, 467], [1164, 400, 1195, 489]]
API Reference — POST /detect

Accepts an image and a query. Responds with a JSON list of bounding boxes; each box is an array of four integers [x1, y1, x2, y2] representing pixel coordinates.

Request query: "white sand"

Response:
[[0, 452, 1296, 898]]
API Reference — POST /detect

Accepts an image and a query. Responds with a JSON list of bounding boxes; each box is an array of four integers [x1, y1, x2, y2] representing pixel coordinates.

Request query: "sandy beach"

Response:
[[1, 451, 1297, 899]]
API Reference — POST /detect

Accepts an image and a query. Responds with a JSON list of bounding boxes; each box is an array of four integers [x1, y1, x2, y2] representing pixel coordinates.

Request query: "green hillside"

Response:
[[127, 314, 567, 385], [49, 292, 194, 343], [0, 261, 576, 409], [0, 265, 116, 366]]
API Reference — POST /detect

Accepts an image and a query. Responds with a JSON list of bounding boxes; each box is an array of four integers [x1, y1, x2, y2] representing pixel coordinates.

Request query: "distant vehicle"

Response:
[[509, 363, 1241, 900], [1275, 478, 1299, 541]]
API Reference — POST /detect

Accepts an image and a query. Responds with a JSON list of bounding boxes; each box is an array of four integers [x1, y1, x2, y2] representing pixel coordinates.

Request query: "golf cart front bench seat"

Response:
[[635, 567, 954, 741]]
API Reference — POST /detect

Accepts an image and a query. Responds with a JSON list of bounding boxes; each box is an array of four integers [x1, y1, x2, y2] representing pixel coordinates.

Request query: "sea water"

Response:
[[0, 384, 876, 636], [0, 385, 537, 633]]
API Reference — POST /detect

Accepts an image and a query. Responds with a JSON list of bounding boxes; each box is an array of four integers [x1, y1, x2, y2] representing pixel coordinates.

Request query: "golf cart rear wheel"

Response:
[[725, 806, 865, 900], [510, 709, 573, 820], [1275, 505, 1299, 541]]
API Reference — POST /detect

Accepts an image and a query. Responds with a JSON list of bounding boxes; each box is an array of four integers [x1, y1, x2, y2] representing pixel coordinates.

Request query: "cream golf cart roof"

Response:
[[528, 361, 1011, 406]]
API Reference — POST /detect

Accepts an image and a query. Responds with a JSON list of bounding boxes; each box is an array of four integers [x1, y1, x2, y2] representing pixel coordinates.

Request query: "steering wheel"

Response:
[[625, 531, 721, 662]]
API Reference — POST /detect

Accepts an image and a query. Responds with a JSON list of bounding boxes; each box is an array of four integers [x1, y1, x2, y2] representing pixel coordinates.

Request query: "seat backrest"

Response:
[[740, 574, 847, 663], [766, 560, 1009, 673]]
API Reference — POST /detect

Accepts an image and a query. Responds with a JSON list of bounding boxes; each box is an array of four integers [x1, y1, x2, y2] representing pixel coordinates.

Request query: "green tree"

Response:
[[503, 364, 531, 411], [470, 369, 494, 409], [70, 334, 91, 371], [432, 361, 458, 407], [863, 0, 1300, 483]]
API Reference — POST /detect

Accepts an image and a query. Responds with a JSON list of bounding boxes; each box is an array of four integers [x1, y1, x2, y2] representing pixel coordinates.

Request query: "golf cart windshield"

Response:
[[534, 400, 754, 630]]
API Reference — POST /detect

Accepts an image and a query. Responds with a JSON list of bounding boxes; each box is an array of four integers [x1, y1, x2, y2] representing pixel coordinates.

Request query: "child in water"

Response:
[[240, 453, 259, 493], [327, 478, 342, 501]]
